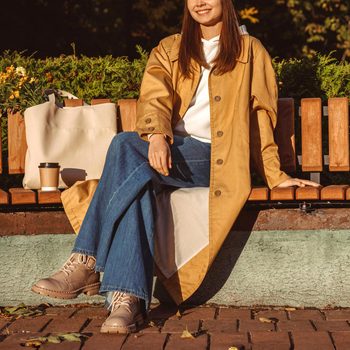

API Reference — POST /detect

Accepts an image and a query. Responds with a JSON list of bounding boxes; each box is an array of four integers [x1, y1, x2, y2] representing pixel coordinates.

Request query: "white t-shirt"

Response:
[[173, 35, 219, 143]]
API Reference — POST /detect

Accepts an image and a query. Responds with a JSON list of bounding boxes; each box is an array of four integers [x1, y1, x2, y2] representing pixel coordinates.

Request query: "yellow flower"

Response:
[[29, 77, 36, 84], [0, 73, 7, 84], [15, 66, 26, 77], [18, 76, 28, 88], [1, 72, 9, 81], [6, 65, 15, 73], [9, 90, 20, 100], [46, 72, 53, 82]]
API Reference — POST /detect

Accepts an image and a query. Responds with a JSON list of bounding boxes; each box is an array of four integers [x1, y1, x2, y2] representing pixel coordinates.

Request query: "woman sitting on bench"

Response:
[[32, 0, 318, 334]]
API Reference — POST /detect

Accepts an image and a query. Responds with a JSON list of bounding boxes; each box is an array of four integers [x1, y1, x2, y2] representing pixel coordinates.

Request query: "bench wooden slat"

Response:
[[346, 188, 350, 200], [321, 185, 349, 200], [63, 99, 84, 107], [275, 98, 296, 173], [9, 188, 36, 204], [248, 187, 269, 201], [301, 98, 323, 172], [8, 112, 27, 174], [118, 99, 137, 132], [0, 189, 9, 204], [91, 99, 112, 105], [328, 97, 349, 171], [295, 186, 321, 200], [270, 187, 295, 201], [37, 190, 62, 204], [0, 113, 2, 174]]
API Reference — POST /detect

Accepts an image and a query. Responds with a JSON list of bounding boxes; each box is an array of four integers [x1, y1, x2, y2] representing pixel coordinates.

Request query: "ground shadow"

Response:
[[61, 168, 87, 187], [153, 208, 260, 306]]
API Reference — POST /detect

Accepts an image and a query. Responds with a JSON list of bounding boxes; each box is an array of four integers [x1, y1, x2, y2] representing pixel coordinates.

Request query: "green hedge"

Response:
[[0, 49, 349, 115], [0, 46, 148, 114], [274, 53, 350, 102]]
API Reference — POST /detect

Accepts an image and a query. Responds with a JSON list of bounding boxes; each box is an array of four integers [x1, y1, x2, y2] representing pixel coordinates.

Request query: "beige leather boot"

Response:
[[100, 291, 145, 333], [31, 253, 100, 299]]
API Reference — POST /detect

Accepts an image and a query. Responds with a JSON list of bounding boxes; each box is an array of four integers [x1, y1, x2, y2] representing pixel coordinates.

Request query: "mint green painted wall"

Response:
[[1, 230, 350, 307], [200, 230, 350, 307], [0, 235, 104, 306]]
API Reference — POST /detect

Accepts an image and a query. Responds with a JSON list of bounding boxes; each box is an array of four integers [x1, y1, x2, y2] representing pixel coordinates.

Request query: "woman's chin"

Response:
[[194, 17, 221, 27]]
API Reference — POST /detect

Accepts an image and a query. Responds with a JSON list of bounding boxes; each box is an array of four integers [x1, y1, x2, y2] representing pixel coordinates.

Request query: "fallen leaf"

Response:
[[258, 317, 278, 323], [285, 307, 296, 311], [59, 333, 87, 342], [228, 347, 239, 350], [46, 335, 62, 344], [1, 303, 45, 319], [180, 326, 195, 339], [23, 332, 88, 348], [176, 310, 182, 318], [4, 305, 24, 313], [148, 321, 156, 327], [23, 336, 48, 348], [24, 339, 43, 347]]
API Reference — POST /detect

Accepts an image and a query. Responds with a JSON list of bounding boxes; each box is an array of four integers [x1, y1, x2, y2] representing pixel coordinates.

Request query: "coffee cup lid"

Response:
[[38, 162, 60, 168]]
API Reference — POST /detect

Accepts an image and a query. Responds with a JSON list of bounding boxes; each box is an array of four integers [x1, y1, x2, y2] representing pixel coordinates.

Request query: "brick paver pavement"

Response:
[[1, 304, 350, 349]]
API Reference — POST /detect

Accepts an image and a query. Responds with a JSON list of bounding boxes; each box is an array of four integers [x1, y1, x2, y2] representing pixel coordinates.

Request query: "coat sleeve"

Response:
[[250, 41, 291, 189], [135, 39, 175, 144]]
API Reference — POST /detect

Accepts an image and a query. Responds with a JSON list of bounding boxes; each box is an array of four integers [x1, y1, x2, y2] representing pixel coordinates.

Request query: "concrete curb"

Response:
[[1, 229, 350, 307]]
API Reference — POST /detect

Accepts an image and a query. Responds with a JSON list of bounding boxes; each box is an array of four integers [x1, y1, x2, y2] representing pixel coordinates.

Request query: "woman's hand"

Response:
[[148, 134, 172, 176], [276, 178, 321, 188]]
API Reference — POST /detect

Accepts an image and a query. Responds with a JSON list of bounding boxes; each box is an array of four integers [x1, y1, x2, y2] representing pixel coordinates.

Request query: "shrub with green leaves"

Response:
[[0, 46, 148, 114], [0, 49, 348, 116], [274, 52, 350, 101]]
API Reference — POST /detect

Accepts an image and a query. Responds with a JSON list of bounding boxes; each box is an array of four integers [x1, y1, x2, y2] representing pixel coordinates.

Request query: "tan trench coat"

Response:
[[62, 33, 290, 305]]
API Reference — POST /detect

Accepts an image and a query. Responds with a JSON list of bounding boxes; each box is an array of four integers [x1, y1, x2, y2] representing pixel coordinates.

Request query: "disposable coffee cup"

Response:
[[38, 162, 60, 191]]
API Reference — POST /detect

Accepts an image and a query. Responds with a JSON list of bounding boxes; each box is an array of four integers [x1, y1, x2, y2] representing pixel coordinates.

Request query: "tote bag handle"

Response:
[[44, 89, 88, 106]]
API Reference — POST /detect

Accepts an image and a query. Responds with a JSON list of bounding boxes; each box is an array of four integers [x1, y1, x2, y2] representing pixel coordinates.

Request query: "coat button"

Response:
[[217, 131, 224, 137], [145, 118, 152, 124], [148, 127, 155, 131], [214, 96, 221, 102], [215, 190, 222, 197], [216, 159, 223, 165]]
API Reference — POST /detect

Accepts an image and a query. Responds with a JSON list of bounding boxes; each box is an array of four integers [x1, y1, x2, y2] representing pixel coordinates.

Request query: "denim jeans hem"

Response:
[[100, 285, 149, 308], [72, 248, 96, 258]]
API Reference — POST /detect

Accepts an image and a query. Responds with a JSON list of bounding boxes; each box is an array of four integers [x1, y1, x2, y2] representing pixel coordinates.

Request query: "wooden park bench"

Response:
[[0, 96, 349, 212], [2, 96, 349, 309]]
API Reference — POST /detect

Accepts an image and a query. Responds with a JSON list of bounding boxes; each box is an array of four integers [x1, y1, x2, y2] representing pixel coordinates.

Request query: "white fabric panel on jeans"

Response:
[[154, 187, 209, 278]]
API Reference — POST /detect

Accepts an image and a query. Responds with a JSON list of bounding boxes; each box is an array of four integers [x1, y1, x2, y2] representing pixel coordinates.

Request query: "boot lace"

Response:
[[59, 253, 90, 276], [110, 291, 137, 313]]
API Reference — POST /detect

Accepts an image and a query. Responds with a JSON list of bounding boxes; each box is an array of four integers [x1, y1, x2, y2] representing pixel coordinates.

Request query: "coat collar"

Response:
[[237, 34, 250, 63], [168, 33, 250, 64]]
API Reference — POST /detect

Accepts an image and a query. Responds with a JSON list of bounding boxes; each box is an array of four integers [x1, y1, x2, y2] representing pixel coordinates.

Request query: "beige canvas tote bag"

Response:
[[23, 93, 117, 189]]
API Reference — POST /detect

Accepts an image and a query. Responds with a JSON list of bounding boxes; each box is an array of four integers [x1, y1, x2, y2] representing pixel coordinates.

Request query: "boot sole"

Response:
[[31, 282, 101, 299], [100, 313, 145, 334]]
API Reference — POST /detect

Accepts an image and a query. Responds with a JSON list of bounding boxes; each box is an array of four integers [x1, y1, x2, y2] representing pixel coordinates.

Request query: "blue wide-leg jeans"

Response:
[[72, 132, 211, 307]]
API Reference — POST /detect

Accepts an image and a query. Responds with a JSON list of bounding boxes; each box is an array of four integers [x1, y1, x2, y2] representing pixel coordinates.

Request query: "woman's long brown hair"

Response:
[[179, 0, 242, 77]]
